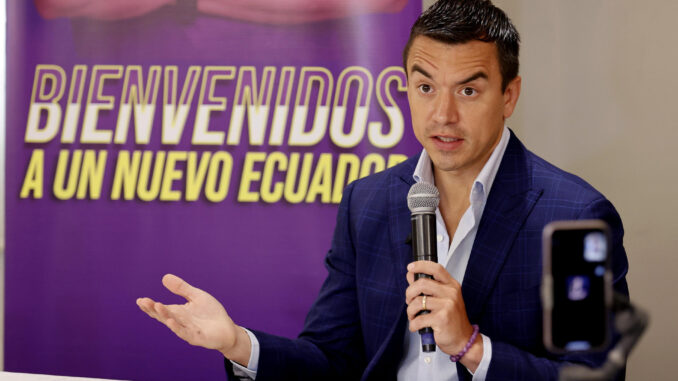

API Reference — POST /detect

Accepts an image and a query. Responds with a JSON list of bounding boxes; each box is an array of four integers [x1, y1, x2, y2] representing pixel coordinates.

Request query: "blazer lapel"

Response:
[[462, 133, 543, 321], [362, 154, 418, 380], [389, 155, 419, 297]]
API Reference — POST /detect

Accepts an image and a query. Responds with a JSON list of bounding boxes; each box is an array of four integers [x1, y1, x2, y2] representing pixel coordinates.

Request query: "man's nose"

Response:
[[432, 91, 459, 125]]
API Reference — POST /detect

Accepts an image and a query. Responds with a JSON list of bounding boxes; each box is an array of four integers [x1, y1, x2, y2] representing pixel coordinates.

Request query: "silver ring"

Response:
[[422, 295, 427, 310]]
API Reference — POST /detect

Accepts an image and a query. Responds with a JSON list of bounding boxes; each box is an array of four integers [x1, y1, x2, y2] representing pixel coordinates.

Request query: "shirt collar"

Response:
[[412, 126, 511, 204]]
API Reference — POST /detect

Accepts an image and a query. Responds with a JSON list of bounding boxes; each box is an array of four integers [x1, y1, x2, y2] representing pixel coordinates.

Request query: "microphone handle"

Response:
[[415, 273, 436, 352], [411, 212, 438, 352]]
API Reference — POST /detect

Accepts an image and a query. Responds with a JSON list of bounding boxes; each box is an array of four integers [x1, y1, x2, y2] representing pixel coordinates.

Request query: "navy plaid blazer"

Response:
[[226, 131, 629, 381]]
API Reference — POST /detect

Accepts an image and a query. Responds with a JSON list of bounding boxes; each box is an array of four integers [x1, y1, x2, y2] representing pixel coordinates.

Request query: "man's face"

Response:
[[406, 36, 521, 178]]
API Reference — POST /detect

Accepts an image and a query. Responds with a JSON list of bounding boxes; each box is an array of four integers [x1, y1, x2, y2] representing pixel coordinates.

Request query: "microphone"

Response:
[[407, 182, 440, 353]]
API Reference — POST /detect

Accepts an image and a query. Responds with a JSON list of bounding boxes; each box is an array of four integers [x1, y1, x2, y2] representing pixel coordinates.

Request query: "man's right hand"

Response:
[[136, 274, 252, 366]]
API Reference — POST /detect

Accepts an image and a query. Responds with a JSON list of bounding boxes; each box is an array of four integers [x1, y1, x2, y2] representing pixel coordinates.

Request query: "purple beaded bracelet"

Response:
[[449, 324, 480, 362]]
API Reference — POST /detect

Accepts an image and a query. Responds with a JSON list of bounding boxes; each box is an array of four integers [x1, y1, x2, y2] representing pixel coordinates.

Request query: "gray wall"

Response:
[[425, 0, 678, 379]]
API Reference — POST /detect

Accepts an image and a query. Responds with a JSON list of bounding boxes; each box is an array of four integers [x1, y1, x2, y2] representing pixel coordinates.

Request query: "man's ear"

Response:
[[503, 75, 521, 120]]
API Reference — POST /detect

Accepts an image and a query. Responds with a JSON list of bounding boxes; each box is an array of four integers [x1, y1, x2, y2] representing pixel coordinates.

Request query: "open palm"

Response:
[[137, 274, 238, 352]]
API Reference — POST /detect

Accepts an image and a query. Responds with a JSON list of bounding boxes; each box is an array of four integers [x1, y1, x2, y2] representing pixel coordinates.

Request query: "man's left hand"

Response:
[[406, 260, 483, 371]]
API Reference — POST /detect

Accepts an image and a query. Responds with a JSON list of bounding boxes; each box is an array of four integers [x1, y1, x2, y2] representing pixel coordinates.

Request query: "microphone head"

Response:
[[407, 182, 440, 214]]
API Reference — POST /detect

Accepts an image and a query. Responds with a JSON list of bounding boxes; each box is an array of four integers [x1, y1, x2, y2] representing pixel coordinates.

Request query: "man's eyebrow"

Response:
[[410, 64, 432, 79], [456, 71, 488, 85]]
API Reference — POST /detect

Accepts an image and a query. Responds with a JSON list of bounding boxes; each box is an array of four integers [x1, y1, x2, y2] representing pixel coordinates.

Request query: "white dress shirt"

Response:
[[397, 126, 510, 381]]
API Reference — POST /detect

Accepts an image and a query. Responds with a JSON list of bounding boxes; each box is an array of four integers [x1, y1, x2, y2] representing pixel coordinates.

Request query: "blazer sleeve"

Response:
[[225, 181, 367, 381], [485, 196, 629, 381]]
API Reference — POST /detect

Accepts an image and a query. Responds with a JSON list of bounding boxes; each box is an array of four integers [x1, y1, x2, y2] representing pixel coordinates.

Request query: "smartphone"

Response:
[[542, 220, 613, 353]]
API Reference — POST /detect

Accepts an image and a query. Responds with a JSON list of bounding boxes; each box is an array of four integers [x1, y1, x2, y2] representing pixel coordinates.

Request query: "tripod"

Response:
[[559, 293, 649, 381]]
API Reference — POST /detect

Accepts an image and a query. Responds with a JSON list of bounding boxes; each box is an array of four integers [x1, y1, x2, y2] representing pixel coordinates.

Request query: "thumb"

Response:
[[162, 274, 198, 301]]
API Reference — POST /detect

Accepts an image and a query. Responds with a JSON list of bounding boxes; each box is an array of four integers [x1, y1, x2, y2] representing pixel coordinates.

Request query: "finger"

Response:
[[138, 299, 178, 329], [137, 297, 154, 310], [408, 311, 439, 333], [407, 295, 453, 320], [405, 278, 451, 304], [405, 278, 433, 303], [137, 297, 161, 319], [407, 295, 430, 320], [407, 261, 453, 283], [162, 274, 199, 301], [163, 304, 192, 326], [154, 302, 183, 326], [407, 261, 455, 284]]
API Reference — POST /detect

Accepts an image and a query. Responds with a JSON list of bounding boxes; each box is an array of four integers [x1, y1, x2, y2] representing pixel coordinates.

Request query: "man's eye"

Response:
[[462, 87, 476, 96], [418, 84, 432, 94]]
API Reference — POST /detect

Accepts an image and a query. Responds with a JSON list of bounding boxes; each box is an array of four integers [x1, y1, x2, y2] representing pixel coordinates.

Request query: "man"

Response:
[[137, 0, 629, 380]]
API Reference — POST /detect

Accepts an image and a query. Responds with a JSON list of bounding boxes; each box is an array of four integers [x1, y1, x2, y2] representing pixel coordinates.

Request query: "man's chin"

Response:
[[429, 157, 464, 174]]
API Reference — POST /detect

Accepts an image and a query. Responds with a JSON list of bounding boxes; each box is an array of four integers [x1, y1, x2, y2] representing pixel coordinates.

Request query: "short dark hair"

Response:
[[403, 0, 520, 91]]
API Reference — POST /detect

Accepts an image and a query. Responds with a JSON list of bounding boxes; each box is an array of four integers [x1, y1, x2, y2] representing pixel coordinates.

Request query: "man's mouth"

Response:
[[435, 136, 462, 142]]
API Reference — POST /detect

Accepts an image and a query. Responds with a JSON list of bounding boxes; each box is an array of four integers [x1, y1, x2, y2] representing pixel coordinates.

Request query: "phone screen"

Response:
[[547, 224, 611, 352]]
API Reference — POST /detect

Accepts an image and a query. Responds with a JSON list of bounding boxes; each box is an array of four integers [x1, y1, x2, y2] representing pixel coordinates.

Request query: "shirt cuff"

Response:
[[470, 334, 492, 380], [229, 328, 260, 380]]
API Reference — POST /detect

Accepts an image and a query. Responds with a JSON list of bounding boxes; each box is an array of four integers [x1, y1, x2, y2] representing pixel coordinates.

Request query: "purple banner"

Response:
[[6, 1, 421, 380]]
